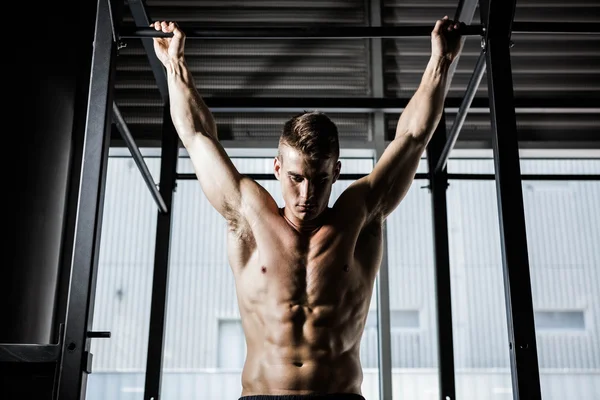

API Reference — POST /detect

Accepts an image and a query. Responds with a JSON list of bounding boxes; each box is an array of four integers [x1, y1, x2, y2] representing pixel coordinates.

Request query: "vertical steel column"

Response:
[[143, 105, 180, 400], [367, 0, 393, 398], [56, 0, 118, 398], [426, 114, 456, 400], [481, 0, 542, 399]]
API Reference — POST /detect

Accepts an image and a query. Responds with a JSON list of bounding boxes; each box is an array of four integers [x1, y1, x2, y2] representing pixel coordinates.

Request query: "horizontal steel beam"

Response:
[[177, 171, 600, 182], [112, 102, 168, 213], [177, 172, 430, 181], [119, 25, 484, 40], [512, 22, 600, 35], [197, 97, 600, 113], [176, 173, 378, 181], [0, 343, 61, 363], [448, 173, 600, 180]]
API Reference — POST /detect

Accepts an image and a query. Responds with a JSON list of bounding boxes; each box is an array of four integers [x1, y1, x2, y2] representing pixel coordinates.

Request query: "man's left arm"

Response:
[[359, 17, 464, 221]]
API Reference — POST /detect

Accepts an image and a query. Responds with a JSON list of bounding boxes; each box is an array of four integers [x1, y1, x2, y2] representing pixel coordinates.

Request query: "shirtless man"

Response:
[[152, 16, 463, 400]]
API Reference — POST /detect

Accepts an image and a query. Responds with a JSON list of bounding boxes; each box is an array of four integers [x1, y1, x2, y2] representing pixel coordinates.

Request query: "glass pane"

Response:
[[520, 158, 600, 175], [86, 156, 160, 400], [161, 159, 380, 399], [218, 320, 246, 368], [447, 158, 495, 174], [390, 310, 420, 330], [522, 176, 600, 399], [447, 156, 600, 176], [535, 311, 585, 331], [446, 179, 513, 399], [387, 179, 439, 399]]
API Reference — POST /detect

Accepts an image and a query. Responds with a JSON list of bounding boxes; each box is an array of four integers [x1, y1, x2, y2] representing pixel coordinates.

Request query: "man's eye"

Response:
[[291, 176, 303, 182]]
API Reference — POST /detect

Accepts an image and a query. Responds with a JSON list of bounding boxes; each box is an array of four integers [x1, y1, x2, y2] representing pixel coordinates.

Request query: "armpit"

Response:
[[223, 201, 256, 247], [361, 218, 383, 238]]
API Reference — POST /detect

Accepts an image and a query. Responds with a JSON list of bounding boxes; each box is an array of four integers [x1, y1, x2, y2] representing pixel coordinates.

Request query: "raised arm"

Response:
[[341, 17, 464, 222], [152, 21, 276, 224]]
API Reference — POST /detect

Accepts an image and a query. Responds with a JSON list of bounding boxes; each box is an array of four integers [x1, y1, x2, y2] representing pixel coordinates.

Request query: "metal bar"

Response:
[[119, 25, 485, 40], [455, 0, 480, 23], [0, 344, 61, 363], [426, 112, 457, 400], [126, 0, 169, 101], [177, 173, 365, 180], [483, 0, 542, 399], [176, 172, 430, 181], [56, 0, 118, 398], [143, 104, 179, 400], [435, 50, 487, 173], [195, 96, 600, 112], [112, 102, 168, 213], [512, 21, 600, 35], [367, 1, 393, 399], [448, 173, 600, 181], [446, 0, 480, 94]]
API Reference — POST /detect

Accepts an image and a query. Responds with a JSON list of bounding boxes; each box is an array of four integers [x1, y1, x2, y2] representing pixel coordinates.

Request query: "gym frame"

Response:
[[2, 0, 598, 399]]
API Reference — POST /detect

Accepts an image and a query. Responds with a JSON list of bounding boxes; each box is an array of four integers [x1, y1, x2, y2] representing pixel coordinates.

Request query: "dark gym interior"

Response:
[[3, 0, 598, 399]]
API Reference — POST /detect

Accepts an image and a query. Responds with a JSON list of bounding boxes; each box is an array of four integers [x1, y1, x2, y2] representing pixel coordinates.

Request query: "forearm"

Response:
[[395, 55, 451, 143], [165, 58, 218, 144]]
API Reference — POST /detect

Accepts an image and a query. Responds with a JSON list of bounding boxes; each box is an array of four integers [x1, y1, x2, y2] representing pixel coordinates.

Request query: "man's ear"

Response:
[[332, 160, 342, 183], [274, 156, 282, 180]]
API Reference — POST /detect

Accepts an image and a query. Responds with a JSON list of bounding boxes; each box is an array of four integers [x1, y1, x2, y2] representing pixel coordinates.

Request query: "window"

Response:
[[386, 171, 440, 397], [218, 319, 246, 369], [85, 154, 161, 400], [447, 157, 600, 400], [366, 310, 420, 331], [535, 311, 586, 332], [523, 171, 599, 399]]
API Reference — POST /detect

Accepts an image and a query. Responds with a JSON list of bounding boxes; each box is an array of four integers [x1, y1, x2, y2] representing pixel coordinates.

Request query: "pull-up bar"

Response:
[[119, 25, 485, 39], [118, 22, 599, 40]]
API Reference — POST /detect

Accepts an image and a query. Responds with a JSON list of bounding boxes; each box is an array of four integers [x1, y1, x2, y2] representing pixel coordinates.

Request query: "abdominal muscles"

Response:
[[237, 273, 370, 394]]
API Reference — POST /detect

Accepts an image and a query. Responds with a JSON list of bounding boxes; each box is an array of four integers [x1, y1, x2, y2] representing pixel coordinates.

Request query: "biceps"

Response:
[[366, 135, 425, 217], [185, 135, 244, 217]]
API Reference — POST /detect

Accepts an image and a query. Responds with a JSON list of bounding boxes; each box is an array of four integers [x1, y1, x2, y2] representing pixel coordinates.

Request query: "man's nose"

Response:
[[300, 180, 314, 199]]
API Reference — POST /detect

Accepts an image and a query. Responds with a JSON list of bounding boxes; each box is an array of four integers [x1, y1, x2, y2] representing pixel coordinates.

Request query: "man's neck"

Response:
[[280, 207, 327, 234]]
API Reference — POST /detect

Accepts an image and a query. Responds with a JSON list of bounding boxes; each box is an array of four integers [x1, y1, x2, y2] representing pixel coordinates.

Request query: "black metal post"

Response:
[[482, 0, 542, 399], [426, 112, 456, 400], [119, 25, 484, 40], [143, 104, 179, 400], [435, 50, 487, 173], [56, 0, 118, 398], [112, 102, 168, 213]]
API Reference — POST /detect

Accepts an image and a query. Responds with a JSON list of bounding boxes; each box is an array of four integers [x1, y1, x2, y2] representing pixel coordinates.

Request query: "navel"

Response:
[[261, 266, 267, 273], [343, 264, 350, 272]]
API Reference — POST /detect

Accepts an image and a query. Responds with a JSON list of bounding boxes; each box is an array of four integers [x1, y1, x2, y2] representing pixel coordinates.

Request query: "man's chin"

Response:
[[295, 207, 318, 219]]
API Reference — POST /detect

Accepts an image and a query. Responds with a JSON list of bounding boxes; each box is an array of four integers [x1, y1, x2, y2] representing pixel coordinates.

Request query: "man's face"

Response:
[[274, 145, 341, 223]]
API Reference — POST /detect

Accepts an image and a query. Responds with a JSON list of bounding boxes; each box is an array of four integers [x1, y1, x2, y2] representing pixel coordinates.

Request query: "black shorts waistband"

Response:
[[239, 393, 366, 400]]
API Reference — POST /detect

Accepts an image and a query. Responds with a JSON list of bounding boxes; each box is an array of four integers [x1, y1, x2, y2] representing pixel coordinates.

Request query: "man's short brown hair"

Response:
[[279, 111, 340, 161]]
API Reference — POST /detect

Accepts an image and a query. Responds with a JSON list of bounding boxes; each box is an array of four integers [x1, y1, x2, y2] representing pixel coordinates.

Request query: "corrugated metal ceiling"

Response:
[[113, 0, 600, 149]]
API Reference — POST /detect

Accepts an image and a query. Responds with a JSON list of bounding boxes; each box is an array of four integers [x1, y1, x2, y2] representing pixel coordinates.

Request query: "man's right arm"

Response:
[[164, 58, 273, 223]]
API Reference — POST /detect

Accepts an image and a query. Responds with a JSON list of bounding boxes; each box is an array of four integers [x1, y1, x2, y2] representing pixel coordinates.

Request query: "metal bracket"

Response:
[[83, 351, 94, 374]]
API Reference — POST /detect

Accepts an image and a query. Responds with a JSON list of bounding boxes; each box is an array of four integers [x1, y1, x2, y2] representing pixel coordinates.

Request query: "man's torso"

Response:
[[227, 202, 383, 396]]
